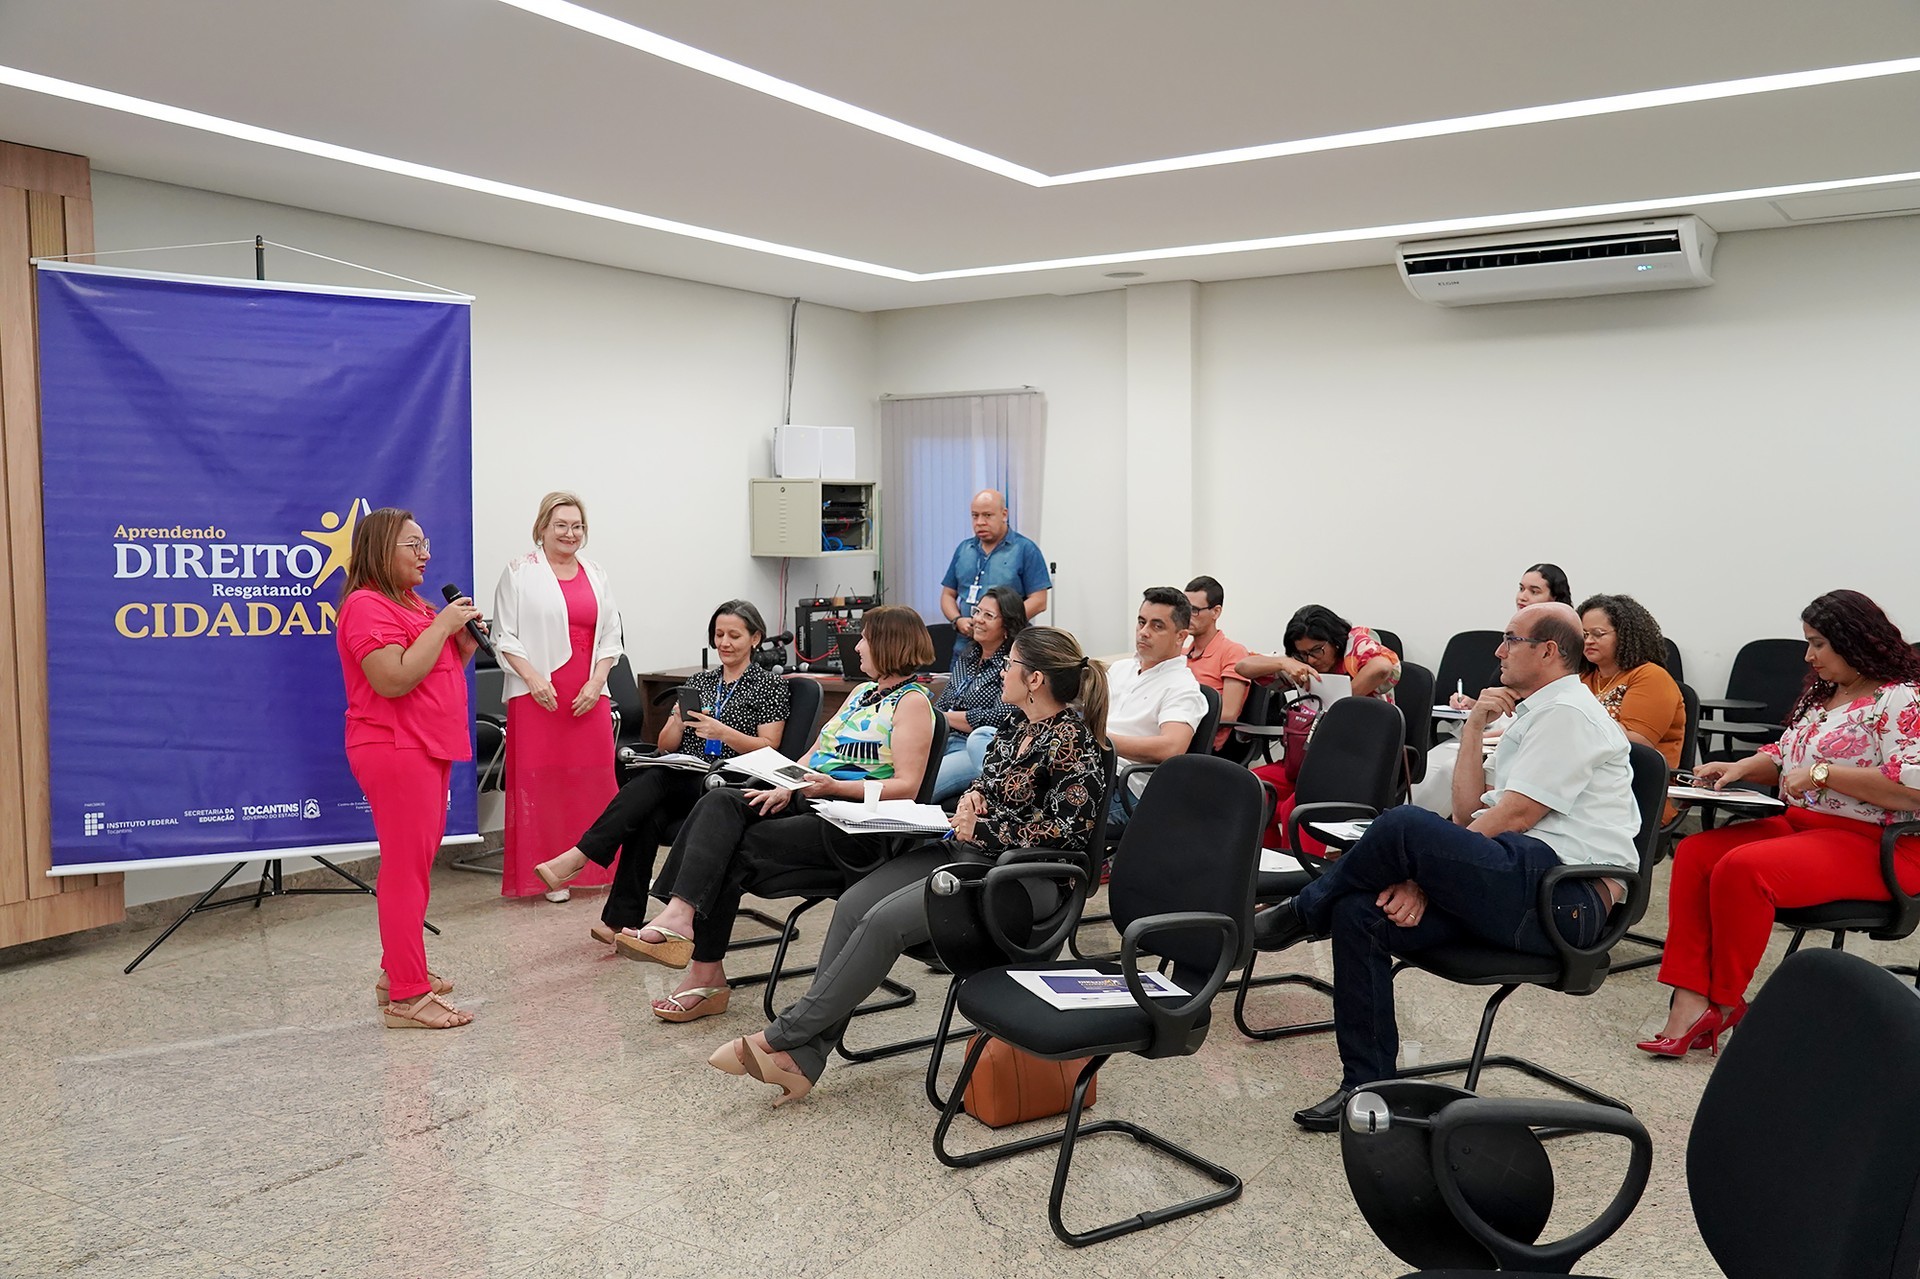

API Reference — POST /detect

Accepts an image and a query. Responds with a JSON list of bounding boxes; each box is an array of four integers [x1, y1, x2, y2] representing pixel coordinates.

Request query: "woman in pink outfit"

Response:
[[336, 507, 479, 1029], [492, 492, 625, 900]]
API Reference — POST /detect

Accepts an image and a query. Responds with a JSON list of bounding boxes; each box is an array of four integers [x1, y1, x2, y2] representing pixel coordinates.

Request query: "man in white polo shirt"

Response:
[[1254, 601, 1639, 1131], [1104, 586, 1210, 834]]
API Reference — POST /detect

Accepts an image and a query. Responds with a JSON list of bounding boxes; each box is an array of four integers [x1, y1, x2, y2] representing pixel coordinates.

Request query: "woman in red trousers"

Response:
[[1639, 589, 1920, 1056], [337, 507, 481, 1030]]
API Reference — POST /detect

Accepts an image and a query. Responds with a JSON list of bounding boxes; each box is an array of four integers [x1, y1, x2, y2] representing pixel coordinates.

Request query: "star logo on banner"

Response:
[[302, 498, 370, 589]]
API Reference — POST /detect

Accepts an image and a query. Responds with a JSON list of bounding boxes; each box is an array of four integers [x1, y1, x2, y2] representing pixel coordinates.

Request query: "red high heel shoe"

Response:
[[1636, 1004, 1728, 1058], [1708, 998, 1750, 1047]]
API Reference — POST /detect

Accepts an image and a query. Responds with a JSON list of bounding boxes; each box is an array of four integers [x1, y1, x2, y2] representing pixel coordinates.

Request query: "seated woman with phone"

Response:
[[931, 585, 1027, 802], [619, 606, 936, 1024], [533, 600, 789, 947]]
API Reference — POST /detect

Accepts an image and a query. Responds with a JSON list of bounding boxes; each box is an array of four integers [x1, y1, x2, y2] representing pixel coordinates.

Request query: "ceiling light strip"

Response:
[[915, 169, 1920, 279], [0, 65, 915, 281], [6, 64, 1917, 286], [486, 1, 1920, 187]]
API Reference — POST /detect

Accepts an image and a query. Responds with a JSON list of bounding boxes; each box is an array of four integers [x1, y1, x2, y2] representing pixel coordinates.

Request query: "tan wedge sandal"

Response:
[[382, 991, 473, 1030], [374, 970, 453, 1007], [651, 986, 730, 1023], [613, 925, 694, 969]]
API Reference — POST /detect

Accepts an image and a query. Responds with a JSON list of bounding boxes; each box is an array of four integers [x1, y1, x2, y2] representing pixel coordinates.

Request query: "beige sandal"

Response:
[[382, 991, 473, 1030], [588, 922, 616, 946], [652, 985, 730, 1023], [613, 925, 694, 969], [374, 970, 453, 1007]]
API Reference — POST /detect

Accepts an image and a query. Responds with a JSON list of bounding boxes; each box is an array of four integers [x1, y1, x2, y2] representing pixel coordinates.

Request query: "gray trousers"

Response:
[[764, 842, 1060, 1083]]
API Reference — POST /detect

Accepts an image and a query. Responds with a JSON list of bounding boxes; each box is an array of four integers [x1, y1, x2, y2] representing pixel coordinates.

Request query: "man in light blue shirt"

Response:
[[939, 489, 1051, 639]]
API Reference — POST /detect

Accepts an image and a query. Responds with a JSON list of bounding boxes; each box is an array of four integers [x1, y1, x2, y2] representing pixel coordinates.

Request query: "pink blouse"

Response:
[[1760, 681, 1920, 825]]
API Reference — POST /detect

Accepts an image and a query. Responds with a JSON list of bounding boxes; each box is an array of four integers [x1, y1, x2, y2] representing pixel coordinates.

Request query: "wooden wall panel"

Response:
[[0, 140, 121, 945]]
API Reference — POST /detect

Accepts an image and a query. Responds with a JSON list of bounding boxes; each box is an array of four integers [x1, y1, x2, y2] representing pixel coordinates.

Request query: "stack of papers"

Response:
[[1260, 848, 1305, 873], [618, 751, 712, 773], [1668, 785, 1785, 809], [723, 747, 818, 790], [813, 799, 954, 834], [1011, 968, 1188, 1010], [1308, 673, 1352, 704], [1300, 819, 1374, 845], [1432, 705, 1470, 721]]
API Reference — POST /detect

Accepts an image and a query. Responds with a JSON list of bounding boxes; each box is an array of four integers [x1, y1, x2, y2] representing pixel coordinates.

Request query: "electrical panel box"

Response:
[[750, 479, 876, 558]]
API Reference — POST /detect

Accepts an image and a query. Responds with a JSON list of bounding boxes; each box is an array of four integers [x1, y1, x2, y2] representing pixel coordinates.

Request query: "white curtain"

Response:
[[880, 390, 1046, 621]]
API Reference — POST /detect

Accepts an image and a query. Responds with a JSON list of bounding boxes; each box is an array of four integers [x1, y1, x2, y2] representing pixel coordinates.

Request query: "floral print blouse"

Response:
[[1760, 681, 1920, 825], [961, 707, 1105, 854], [1341, 626, 1402, 704]]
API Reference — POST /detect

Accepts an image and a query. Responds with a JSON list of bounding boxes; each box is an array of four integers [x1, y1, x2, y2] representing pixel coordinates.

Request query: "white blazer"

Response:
[[490, 550, 625, 702]]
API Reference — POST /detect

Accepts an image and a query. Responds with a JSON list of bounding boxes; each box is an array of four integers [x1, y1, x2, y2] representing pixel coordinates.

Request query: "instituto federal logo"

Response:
[[111, 498, 371, 640]]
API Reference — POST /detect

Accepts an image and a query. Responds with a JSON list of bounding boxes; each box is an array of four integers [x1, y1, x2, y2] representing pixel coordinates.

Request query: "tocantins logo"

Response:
[[111, 498, 370, 640]]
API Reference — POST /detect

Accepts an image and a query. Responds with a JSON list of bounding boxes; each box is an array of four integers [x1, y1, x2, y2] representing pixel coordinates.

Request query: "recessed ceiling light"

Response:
[[489, 1, 1920, 188], [1104, 271, 1146, 279], [5, 63, 1918, 286]]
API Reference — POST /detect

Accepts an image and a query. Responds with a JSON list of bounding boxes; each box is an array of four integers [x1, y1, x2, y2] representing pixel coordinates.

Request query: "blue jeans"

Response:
[[932, 725, 997, 802], [1292, 806, 1610, 1088]]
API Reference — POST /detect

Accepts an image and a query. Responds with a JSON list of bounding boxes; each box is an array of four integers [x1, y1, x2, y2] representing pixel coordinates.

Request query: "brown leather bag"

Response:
[[961, 1034, 1098, 1128]]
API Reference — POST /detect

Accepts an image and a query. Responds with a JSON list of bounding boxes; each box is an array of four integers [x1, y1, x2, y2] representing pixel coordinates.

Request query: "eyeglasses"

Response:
[[548, 522, 586, 535], [398, 538, 431, 555], [1292, 641, 1331, 661], [1580, 629, 1613, 641], [1499, 632, 1550, 647]]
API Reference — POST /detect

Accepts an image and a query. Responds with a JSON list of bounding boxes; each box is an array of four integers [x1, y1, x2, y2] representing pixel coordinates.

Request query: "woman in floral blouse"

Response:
[[1638, 590, 1920, 1057], [709, 625, 1108, 1104], [931, 584, 1027, 801]]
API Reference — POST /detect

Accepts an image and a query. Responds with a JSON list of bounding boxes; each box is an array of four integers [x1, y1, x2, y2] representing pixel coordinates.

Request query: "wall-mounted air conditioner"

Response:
[[1397, 216, 1717, 307]]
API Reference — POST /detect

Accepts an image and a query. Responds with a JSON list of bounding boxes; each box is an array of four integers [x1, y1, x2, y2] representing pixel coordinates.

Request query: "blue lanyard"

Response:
[[711, 676, 739, 720]]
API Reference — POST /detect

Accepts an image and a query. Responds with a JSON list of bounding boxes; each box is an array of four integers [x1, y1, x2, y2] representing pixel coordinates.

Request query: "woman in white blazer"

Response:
[[492, 491, 625, 900]]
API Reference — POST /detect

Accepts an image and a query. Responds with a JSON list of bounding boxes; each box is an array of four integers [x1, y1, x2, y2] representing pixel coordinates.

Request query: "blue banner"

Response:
[[36, 263, 476, 873]]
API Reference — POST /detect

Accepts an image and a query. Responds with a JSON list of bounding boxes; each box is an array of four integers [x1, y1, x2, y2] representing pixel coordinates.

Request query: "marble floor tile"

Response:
[[0, 1197, 252, 1279]]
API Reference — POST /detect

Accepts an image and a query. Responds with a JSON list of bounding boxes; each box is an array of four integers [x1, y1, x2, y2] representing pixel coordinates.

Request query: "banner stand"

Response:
[[124, 855, 441, 975]]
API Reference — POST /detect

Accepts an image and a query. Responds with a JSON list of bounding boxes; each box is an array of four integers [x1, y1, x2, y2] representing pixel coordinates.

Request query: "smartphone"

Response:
[[1672, 770, 1697, 787], [675, 686, 705, 719]]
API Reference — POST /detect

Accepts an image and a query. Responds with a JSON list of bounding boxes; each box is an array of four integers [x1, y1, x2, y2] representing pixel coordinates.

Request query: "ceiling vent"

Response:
[[1397, 216, 1717, 306]]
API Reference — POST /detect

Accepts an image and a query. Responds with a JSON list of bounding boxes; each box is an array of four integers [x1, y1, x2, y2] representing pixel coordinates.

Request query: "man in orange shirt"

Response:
[[1183, 576, 1251, 752]]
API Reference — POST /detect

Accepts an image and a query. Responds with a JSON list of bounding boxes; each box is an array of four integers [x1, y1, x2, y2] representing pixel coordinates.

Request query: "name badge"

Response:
[[965, 582, 981, 604]]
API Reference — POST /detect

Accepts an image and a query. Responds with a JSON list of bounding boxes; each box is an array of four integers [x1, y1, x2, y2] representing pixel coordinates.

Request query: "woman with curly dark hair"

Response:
[[1576, 593, 1687, 772], [1637, 590, 1920, 1057]]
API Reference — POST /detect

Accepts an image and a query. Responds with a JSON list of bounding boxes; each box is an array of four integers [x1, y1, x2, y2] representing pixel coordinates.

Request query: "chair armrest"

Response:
[[1285, 801, 1379, 868], [477, 711, 506, 730], [1697, 697, 1767, 715], [1119, 910, 1240, 1054], [983, 861, 1090, 961], [1537, 864, 1641, 987], [818, 822, 898, 878], [1428, 1097, 1652, 1273], [1874, 820, 1920, 940], [1116, 763, 1155, 815]]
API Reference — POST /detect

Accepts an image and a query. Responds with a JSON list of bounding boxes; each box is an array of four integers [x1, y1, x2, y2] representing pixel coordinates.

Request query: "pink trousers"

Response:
[[348, 741, 450, 1002]]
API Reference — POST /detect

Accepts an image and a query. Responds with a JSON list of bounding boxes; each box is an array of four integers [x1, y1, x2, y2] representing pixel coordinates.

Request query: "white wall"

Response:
[[875, 291, 1131, 656], [1195, 215, 1920, 696], [89, 173, 876, 904]]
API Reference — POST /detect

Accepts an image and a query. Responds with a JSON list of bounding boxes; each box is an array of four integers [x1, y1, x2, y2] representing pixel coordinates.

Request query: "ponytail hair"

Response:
[[1011, 626, 1109, 745]]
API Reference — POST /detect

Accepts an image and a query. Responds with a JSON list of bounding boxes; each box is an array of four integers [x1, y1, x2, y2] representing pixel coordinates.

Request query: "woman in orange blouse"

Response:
[[1576, 593, 1686, 771]]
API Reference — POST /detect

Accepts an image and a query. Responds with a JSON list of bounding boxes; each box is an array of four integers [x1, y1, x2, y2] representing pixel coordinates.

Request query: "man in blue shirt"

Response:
[[939, 489, 1051, 639]]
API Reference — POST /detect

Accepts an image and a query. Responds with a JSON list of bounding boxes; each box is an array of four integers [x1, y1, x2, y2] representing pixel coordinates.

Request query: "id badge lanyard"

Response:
[[704, 678, 738, 758]]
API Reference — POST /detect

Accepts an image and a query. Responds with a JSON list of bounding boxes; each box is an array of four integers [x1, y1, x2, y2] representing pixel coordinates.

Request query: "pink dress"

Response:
[[502, 569, 617, 897]]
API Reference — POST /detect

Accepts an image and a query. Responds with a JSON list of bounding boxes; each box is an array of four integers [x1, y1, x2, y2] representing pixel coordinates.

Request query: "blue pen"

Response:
[[941, 828, 957, 841]]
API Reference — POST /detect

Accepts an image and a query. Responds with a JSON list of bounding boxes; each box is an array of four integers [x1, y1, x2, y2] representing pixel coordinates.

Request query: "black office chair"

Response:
[[1611, 681, 1699, 975], [1214, 680, 1272, 765], [931, 755, 1263, 1247], [1773, 815, 1920, 988], [1396, 662, 1435, 792], [1374, 628, 1405, 663], [1116, 684, 1221, 816], [926, 622, 958, 672], [1391, 743, 1668, 1110], [1432, 631, 1503, 737], [605, 654, 652, 772], [1696, 637, 1805, 761], [1235, 696, 1405, 1041], [452, 662, 511, 875], [1663, 636, 1685, 684], [906, 747, 1119, 1086], [730, 715, 951, 1022], [1338, 948, 1920, 1277]]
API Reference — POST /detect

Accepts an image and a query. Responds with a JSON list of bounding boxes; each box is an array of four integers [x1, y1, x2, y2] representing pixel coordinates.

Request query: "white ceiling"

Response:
[[3, 0, 1919, 310]]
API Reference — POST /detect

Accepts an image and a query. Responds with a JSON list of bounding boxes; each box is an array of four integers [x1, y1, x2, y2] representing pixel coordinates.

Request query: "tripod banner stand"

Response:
[[32, 255, 478, 965]]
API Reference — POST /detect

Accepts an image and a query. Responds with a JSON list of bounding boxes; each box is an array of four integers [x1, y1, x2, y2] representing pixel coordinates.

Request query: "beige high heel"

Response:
[[708, 1038, 748, 1077], [374, 970, 453, 1007], [534, 850, 585, 893], [739, 1036, 813, 1106], [588, 922, 616, 945]]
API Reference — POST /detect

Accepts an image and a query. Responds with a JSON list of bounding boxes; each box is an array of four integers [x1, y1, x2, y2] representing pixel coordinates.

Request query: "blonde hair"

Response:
[[533, 491, 588, 548]]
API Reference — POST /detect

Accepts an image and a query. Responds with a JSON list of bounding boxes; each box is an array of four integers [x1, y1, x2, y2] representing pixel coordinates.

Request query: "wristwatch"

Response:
[[1811, 760, 1832, 790]]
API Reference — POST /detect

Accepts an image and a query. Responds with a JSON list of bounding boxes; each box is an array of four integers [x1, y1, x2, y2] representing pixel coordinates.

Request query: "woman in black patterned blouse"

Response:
[[931, 585, 1027, 802], [534, 600, 789, 946], [709, 626, 1108, 1104]]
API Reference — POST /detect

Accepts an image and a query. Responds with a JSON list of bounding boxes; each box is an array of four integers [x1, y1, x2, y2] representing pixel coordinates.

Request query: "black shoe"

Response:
[[1251, 899, 1316, 952], [1293, 1087, 1353, 1133]]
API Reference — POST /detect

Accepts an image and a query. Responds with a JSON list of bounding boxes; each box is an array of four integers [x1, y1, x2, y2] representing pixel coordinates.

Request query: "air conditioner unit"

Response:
[[1397, 216, 1717, 307]]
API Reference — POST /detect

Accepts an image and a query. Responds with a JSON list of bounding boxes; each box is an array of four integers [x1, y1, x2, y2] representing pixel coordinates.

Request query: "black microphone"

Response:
[[441, 582, 495, 658]]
